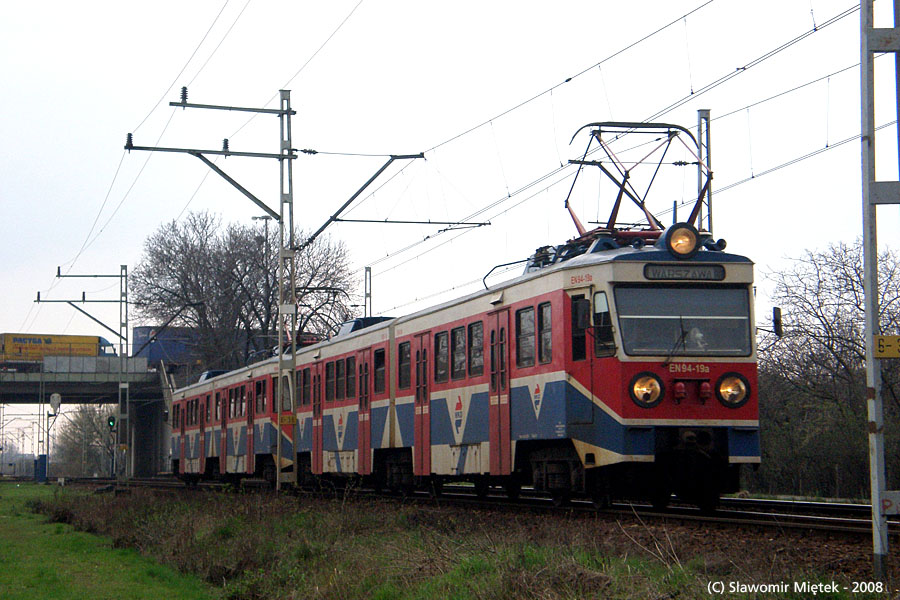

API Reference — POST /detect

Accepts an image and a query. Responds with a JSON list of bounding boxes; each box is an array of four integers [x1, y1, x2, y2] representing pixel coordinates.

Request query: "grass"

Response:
[[8, 481, 894, 599], [0, 482, 218, 600]]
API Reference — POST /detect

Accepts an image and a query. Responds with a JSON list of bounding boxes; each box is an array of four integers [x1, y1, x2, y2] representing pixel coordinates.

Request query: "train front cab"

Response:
[[522, 232, 759, 510]]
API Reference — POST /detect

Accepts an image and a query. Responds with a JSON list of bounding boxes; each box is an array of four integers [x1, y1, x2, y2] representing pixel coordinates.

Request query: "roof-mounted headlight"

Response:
[[661, 222, 701, 259]]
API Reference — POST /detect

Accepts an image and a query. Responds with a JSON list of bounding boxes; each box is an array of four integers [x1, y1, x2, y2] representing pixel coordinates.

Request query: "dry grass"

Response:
[[30, 487, 894, 599]]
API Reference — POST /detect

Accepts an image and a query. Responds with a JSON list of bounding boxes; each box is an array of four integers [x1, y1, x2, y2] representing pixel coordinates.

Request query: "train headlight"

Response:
[[716, 373, 750, 408], [629, 372, 664, 408], [663, 223, 700, 259]]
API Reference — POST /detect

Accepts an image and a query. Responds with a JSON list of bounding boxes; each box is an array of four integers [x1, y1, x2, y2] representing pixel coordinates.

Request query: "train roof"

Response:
[[173, 234, 752, 396]]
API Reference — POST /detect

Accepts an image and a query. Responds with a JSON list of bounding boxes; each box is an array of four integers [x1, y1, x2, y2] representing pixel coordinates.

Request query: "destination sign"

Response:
[[644, 264, 725, 281]]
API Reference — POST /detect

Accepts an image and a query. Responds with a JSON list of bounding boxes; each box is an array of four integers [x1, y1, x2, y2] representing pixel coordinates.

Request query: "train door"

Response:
[[357, 349, 372, 475], [199, 396, 207, 474], [178, 401, 186, 475], [220, 391, 228, 475], [247, 383, 255, 475], [489, 309, 512, 475], [570, 289, 597, 425], [311, 361, 324, 474], [413, 332, 431, 476], [276, 372, 296, 481]]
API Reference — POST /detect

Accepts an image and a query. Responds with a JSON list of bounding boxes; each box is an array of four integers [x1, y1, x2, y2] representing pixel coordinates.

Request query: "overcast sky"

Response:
[[2, 1, 898, 367]]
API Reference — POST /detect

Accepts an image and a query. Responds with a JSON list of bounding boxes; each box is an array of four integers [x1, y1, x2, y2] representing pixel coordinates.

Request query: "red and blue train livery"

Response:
[[170, 220, 758, 509]]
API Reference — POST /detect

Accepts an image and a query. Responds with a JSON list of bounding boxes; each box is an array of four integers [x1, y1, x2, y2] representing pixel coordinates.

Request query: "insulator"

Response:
[[125, 133, 133, 151], [222, 139, 229, 153], [181, 86, 188, 103]]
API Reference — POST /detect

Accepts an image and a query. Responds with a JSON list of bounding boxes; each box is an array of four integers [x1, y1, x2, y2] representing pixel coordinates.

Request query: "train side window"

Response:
[[240, 385, 247, 417], [281, 374, 292, 411], [571, 294, 587, 361], [336, 359, 346, 400], [468, 322, 484, 376], [325, 361, 335, 401], [398, 342, 411, 389], [538, 302, 552, 363], [373, 349, 386, 393], [302, 368, 311, 406], [214, 393, 221, 421], [516, 307, 536, 368], [593, 291, 616, 357], [346, 356, 356, 398], [206, 395, 211, 422], [451, 327, 466, 379], [434, 332, 449, 383]]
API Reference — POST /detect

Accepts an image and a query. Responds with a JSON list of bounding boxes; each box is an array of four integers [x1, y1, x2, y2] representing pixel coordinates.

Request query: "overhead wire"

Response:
[[228, 0, 365, 140], [82, 110, 180, 253], [186, 0, 253, 89], [716, 119, 898, 195], [132, 0, 232, 134], [656, 117, 899, 221], [641, 4, 858, 123], [712, 62, 858, 122], [57, 1, 244, 281], [360, 3, 855, 274], [363, 3, 861, 301], [276, 0, 724, 247], [425, 0, 719, 153]]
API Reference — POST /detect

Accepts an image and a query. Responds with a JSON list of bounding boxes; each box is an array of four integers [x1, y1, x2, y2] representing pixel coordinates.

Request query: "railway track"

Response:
[[41, 476, 897, 537], [412, 485, 899, 538]]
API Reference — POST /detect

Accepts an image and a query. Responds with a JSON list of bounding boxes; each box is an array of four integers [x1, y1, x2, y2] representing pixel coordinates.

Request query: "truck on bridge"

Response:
[[0, 333, 116, 372]]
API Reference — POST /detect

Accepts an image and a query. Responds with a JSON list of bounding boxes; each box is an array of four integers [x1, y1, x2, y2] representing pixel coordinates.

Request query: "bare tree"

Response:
[[51, 405, 117, 478], [752, 240, 900, 497], [131, 211, 357, 373]]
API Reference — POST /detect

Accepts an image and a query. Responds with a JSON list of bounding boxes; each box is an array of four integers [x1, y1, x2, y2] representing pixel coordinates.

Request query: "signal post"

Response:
[[861, 0, 900, 578]]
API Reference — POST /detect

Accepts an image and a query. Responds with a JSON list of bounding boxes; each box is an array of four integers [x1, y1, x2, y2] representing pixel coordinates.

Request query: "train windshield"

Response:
[[613, 285, 752, 357]]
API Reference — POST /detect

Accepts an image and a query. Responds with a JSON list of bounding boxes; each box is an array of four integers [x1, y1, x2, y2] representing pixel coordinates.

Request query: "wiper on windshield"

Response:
[[662, 316, 687, 366]]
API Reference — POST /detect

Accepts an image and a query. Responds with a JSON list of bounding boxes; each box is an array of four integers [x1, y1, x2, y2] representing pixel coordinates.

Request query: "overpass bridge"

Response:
[[0, 356, 173, 476]]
